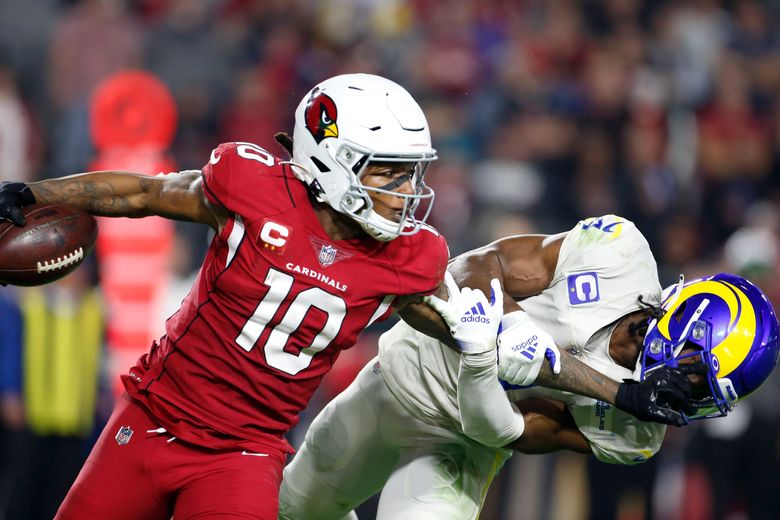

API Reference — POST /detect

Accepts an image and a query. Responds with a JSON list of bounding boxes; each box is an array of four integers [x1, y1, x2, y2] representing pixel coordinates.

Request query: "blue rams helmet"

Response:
[[638, 273, 779, 420]]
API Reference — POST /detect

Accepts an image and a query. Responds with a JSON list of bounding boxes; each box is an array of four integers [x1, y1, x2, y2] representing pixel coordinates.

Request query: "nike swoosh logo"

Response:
[[241, 451, 269, 457]]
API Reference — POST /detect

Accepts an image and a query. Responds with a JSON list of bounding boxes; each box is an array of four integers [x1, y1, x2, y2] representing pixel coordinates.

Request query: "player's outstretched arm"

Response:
[[0, 171, 227, 229], [534, 351, 697, 426], [533, 350, 620, 403]]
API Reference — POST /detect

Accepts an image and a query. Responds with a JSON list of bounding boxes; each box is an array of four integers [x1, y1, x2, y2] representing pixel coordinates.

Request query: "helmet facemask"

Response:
[[639, 318, 738, 421], [347, 153, 435, 242]]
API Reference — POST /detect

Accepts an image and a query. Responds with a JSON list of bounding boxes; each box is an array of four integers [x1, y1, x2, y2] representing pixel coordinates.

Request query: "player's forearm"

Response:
[[28, 170, 219, 226], [506, 398, 590, 454], [29, 172, 157, 217], [396, 277, 462, 348], [534, 350, 620, 404]]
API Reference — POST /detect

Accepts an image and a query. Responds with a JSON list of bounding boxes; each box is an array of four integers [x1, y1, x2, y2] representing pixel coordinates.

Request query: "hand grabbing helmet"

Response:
[[638, 273, 779, 420], [291, 73, 437, 241]]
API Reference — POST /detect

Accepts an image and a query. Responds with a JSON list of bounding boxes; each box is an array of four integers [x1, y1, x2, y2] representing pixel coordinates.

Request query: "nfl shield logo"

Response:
[[318, 245, 337, 267], [115, 426, 134, 446]]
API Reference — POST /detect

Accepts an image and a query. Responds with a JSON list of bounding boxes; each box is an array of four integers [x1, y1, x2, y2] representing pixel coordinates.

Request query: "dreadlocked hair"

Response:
[[628, 295, 666, 339], [637, 294, 666, 320], [274, 132, 294, 156]]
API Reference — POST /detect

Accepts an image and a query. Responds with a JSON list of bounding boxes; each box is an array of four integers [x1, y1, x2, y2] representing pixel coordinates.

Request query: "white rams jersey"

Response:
[[379, 215, 666, 464]]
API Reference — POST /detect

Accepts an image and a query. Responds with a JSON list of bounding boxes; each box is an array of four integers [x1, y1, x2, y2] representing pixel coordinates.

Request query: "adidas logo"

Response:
[[461, 302, 491, 324], [511, 335, 539, 360]]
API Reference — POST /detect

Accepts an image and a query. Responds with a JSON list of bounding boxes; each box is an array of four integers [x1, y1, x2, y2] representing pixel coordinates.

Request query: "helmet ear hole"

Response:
[[310, 157, 331, 173], [672, 301, 687, 322], [351, 155, 369, 175]]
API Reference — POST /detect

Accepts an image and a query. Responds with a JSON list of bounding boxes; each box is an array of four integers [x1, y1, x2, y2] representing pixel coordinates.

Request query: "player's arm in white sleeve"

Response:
[[453, 331, 582, 451], [422, 272, 526, 447], [457, 349, 526, 447]]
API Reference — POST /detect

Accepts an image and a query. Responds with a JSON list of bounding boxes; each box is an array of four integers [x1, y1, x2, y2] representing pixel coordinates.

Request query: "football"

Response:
[[0, 204, 98, 286]]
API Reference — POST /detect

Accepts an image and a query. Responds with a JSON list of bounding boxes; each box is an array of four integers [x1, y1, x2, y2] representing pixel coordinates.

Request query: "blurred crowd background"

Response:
[[1, 0, 780, 519]]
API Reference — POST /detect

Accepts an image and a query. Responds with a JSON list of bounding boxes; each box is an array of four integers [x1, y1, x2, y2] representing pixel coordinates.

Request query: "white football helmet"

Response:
[[290, 73, 437, 241]]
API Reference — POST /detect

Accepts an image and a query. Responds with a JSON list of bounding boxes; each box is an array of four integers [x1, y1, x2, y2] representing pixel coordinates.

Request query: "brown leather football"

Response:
[[0, 204, 98, 286]]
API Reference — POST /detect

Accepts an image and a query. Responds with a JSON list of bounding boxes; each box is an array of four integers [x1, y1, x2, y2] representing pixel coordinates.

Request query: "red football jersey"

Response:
[[123, 142, 448, 454]]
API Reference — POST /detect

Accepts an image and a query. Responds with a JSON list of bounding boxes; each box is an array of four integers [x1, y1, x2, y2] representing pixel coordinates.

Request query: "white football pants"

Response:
[[278, 358, 511, 520]]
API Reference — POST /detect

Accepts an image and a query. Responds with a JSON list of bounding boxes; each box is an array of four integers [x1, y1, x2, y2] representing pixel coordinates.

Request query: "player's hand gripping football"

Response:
[[425, 272, 504, 355], [495, 311, 562, 387], [0, 182, 36, 227], [615, 363, 708, 426]]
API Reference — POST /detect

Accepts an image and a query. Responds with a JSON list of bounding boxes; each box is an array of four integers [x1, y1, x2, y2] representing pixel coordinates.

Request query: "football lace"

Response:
[[36, 247, 84, 273]]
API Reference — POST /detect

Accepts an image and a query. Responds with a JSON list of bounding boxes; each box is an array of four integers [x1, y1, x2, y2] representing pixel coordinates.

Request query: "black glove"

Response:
[[615, 363, 708, 427], [0, 182, 36, 226]]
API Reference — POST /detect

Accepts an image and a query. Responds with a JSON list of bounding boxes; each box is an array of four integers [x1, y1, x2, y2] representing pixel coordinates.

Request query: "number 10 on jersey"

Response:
[[235, 268, 347, 375]]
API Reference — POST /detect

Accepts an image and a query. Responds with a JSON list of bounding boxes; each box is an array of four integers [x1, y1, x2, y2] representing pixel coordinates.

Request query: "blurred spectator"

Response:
[[681, 402, 780, 520], [0, 0, 58, 108], [47, 0, 144, 177], [0, 267, 105, 520], [218, 68, 287, 152], [727, 0, 780, 108], [571, 127, 623, 218], [0, 55, 43, 183], [48, 0, 144, 112], [623, 67, 676, 222], [415, 1, 482, 96], [425, 160, 474, 253], [656, 212, 705, 283], [0, 287, 23, 519], [144, 0, 228, 169], [663, 0, 730, 106], [696, 51, 772, 241], [159, 230, 201, 328]]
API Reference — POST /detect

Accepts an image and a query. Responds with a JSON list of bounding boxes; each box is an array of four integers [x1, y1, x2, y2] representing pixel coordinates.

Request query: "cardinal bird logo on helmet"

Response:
[[305, 88, 339, 144]]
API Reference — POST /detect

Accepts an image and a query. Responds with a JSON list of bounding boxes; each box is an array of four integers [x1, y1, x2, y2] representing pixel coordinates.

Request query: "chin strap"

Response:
[[357, 213, 400, 242], [281, 160, 323, 198]]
